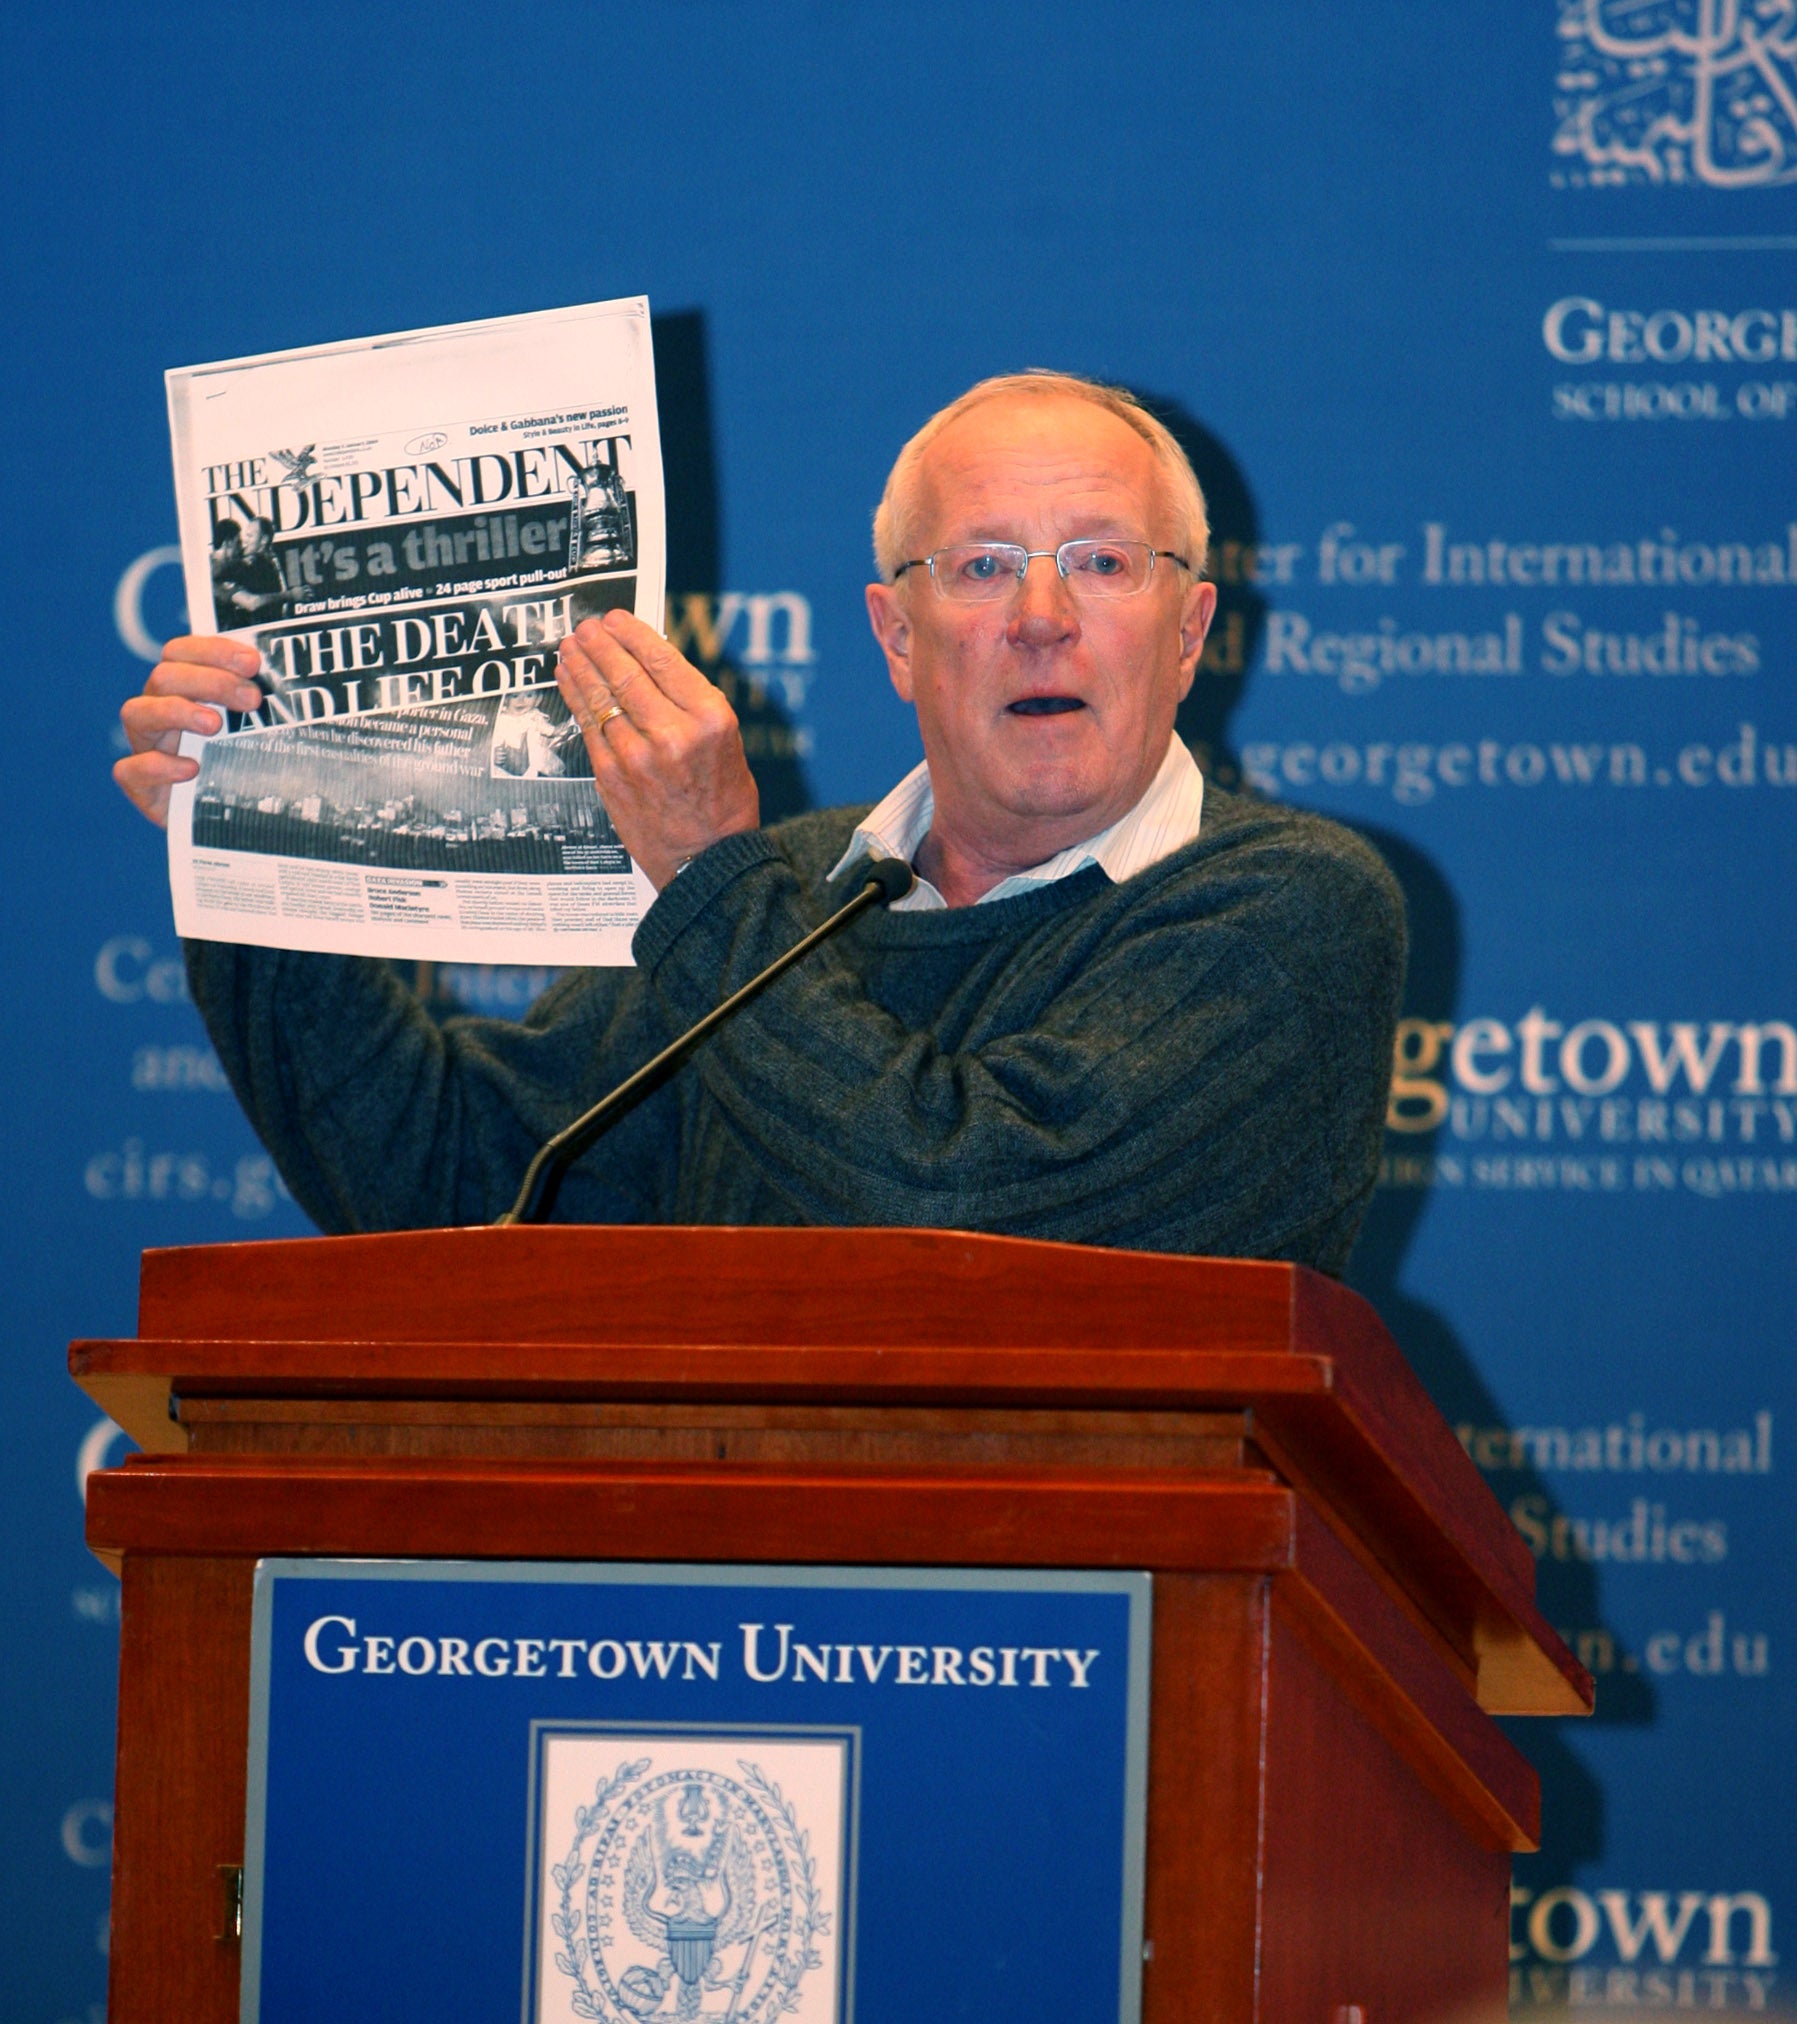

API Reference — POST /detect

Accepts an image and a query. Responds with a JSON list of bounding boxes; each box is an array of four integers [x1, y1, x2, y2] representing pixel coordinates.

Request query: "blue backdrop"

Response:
[[2, 4, 1792, 2016]]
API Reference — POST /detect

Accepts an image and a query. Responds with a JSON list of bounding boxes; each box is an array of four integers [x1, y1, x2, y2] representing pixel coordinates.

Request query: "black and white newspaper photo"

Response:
[[163, 295, 665, 963]]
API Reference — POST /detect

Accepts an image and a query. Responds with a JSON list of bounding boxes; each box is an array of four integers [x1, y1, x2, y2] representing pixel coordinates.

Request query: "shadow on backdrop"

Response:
[[1347, 823, 1631, 1884], [656, 308, 815, 823], [1140, 390, 1642, 1879], [1133, 393, 1264, 783]]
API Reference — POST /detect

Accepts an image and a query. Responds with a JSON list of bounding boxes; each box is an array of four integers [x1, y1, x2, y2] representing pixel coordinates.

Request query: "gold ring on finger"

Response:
[[596, 705, 625, 732]]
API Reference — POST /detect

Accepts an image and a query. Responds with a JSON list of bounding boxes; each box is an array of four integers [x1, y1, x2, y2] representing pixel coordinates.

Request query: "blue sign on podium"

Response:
[[243, 1561, 1151, 2023]]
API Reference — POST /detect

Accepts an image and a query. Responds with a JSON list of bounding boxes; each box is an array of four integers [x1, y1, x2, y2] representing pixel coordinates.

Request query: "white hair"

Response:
[[871, 370, 1210, 583]]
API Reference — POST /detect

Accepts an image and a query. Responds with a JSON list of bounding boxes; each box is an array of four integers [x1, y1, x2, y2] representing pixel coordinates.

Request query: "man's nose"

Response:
[[1005, 552, 1081, 645]]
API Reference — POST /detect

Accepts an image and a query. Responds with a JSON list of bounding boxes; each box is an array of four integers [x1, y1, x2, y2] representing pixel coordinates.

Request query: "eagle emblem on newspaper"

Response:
[[268, 444, 319, 484], [550, 1759, 830, 2021]]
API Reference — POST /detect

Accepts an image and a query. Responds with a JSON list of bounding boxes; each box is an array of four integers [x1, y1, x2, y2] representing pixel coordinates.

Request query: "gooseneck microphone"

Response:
[[496, 855, 916, 1226]]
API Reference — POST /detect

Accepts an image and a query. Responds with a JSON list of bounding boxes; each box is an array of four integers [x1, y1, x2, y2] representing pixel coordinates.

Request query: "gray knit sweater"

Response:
[[186, 785, 1405, 1273]]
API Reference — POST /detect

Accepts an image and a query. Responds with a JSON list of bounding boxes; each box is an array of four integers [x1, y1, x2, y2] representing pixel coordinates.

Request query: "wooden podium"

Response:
[[73, 1226, 1589, 2024]]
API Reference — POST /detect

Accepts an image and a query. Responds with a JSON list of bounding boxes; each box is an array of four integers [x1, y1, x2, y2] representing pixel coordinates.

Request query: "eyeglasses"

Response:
[[892, 539, 1191, 603]]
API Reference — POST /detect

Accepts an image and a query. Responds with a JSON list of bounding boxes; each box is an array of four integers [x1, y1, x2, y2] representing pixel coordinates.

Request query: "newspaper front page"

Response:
[[164, 296, 663, 965]]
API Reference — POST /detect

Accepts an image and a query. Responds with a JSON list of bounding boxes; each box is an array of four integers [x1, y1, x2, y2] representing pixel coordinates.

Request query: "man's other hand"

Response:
[[557, 609, 760, 889], [115, 636, 265, 829]]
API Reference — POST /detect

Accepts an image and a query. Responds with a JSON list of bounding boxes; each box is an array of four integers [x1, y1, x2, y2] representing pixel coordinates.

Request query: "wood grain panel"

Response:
[[1283, 1502, 1540, 1850], [1142, 1573, 1269, 2024], [179, 1398, 1251, 1469], [1259, 1594, 1511, 2024], [110, 1555, 252, 2024], [87, 1455, 1296, 1573], [72, 1339, 1333, 1423]]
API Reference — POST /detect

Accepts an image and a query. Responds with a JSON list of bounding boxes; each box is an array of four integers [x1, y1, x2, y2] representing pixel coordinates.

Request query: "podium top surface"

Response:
[[132, 1223, 1325, 1348], [70, 1225, 1592, 1718]]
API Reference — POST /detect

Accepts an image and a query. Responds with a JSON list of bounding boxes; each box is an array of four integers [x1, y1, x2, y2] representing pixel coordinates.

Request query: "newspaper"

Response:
[[163, 296, 664, 965]]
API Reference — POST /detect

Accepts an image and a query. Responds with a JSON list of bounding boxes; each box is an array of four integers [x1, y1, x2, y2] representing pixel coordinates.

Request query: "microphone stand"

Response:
[[496, 858, 914, 1226]]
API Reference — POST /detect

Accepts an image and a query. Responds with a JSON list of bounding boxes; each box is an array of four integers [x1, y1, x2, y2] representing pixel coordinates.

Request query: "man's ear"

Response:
[[865, 582, 916, 703], [1176, 578, 1218, 699]]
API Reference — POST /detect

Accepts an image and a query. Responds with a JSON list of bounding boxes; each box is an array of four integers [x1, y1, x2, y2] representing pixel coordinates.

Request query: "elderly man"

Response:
[[116, 372, 1403, 1268]]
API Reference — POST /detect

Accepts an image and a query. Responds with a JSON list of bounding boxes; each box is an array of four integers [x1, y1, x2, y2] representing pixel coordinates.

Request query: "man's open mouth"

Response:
[[1007, 696, 1085, 716]]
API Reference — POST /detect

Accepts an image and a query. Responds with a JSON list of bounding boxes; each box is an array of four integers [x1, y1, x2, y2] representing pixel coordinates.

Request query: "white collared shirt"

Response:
[[828, 731, 1205, 909]]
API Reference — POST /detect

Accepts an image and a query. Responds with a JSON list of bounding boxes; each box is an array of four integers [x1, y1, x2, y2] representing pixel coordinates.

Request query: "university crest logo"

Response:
[[535, 1737, 847, 2023], [1554, 0, 1797, 187]]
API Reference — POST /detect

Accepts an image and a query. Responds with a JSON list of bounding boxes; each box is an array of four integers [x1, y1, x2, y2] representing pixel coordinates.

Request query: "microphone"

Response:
[[845, 855, 917, 907], [496, 855, 916, 1226]]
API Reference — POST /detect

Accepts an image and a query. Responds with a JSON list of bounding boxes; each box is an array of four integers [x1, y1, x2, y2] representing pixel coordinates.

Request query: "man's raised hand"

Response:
[[115, 636, 265, 830], [556, 609, 760, 889], [115, 614, 763, 882]]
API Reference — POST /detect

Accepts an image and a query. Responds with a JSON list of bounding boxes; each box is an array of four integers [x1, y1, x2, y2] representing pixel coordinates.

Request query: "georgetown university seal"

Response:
[[548, 1755, 833, 2021]]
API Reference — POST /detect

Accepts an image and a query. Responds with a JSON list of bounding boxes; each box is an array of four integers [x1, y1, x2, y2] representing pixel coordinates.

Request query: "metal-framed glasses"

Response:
[[892, 539, 1192, 603]]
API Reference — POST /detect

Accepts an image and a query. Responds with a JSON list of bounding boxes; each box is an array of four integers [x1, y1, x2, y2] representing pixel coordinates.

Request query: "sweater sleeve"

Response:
[[184, 940, 684, 1232], [630, 816, 1406, 1272]]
